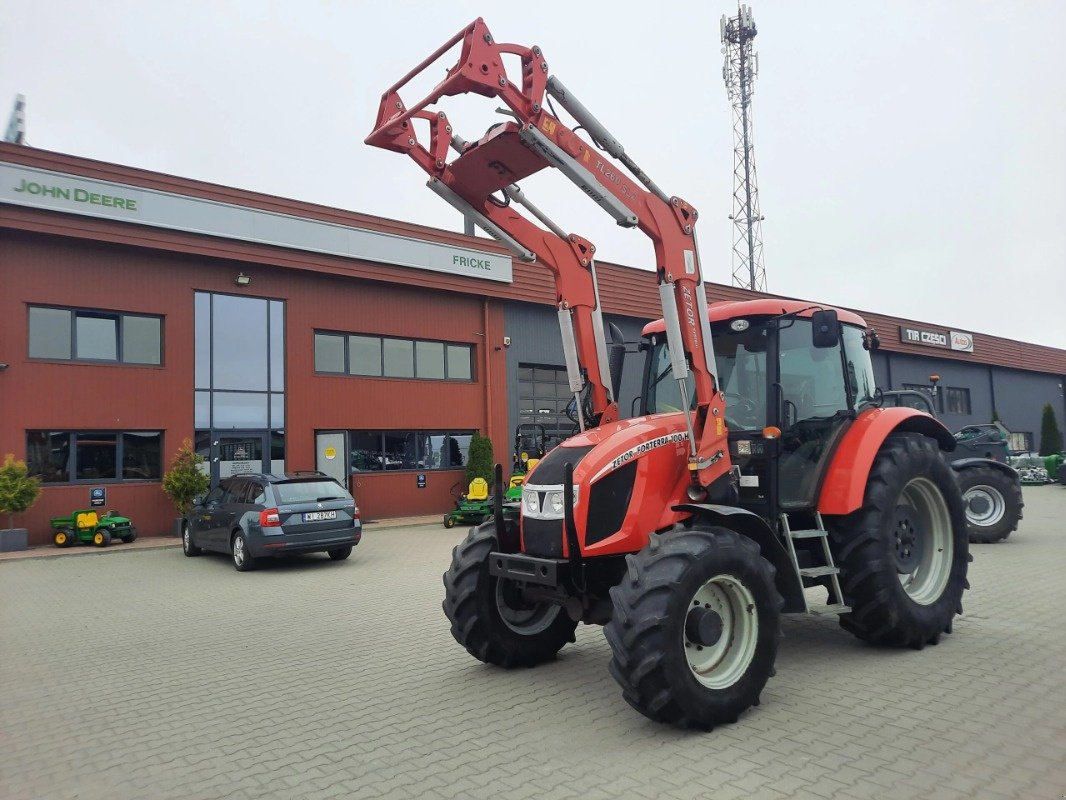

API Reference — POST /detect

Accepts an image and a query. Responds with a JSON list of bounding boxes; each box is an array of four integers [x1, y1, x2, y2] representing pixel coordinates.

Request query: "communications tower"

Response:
[[721, 5, 766, 292]]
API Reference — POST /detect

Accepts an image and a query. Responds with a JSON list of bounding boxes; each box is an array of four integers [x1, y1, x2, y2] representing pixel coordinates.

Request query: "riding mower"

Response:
[[443, 477, 493, 528], [51, 509, 137, 548]]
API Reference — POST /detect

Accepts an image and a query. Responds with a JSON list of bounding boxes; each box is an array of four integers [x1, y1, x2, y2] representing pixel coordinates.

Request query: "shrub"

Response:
[[1039, 404, 1063, 456], [0, 454, 41, 530], [465, 433, 494, 486], [162, 438, 211, 516]]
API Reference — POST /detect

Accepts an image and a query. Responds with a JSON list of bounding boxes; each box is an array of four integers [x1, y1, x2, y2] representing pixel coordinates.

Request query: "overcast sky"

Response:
[[3, 1, 1064, 348]]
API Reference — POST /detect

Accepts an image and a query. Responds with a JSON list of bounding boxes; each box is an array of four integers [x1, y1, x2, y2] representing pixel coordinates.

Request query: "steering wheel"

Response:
[[722, 392, 759, 430]]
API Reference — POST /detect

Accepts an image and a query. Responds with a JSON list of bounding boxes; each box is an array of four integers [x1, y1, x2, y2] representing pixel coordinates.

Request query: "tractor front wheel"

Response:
[[92, 530, 112, 547], [443, 514, 456, 529], [605, 525, 782, 730], [442, 522, 577, 668], [830, 433, 969, 648], [956, 465, 1023, 544]]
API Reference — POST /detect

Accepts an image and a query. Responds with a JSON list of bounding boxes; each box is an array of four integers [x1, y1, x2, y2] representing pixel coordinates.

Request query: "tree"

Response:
[[1039, 404, 1063, 456], [162, 438, 211, 516], [0, 454, 41, 530], [465, 433, 494, 486]]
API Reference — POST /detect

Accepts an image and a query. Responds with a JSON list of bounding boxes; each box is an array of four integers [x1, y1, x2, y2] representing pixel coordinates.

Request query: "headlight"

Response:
[[547, 491, 564, 515], [523, 488, 540, 515]]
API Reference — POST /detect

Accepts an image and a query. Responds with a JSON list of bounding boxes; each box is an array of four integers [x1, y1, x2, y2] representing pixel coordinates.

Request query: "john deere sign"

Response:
[[0, 163, 512, 283]]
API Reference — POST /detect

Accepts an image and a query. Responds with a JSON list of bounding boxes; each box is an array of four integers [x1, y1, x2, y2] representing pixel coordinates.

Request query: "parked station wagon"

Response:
[[181, 473, 361, 571]]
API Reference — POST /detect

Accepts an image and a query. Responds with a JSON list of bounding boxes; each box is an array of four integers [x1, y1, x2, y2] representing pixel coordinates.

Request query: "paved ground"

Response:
[[2, 488, 1064, 800]]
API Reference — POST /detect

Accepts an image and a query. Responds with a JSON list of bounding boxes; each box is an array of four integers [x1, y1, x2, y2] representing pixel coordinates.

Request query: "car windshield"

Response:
[[274, 480, 349, 504]]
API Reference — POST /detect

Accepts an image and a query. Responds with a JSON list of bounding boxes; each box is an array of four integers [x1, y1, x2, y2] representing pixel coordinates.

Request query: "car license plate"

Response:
[[303, 510, 338, 522]]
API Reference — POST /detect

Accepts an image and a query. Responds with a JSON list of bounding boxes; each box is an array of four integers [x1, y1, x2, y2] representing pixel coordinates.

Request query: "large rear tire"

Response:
[[605, 526, 782, 730], [830, 433, 969, 648], [442, 522, 577, 668], [955, 465, 1023, 544]]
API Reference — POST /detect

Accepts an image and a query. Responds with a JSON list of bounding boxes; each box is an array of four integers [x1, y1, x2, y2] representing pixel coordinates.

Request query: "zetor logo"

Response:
[[453, 254, 492, 271], [609, 432, 689, 471]]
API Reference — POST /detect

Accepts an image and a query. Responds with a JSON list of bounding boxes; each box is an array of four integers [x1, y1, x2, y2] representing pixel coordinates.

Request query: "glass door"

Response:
[[212, 432, 270, 483]]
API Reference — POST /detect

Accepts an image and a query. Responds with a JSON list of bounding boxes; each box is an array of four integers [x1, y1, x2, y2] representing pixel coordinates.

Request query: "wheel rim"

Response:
[[895, 477, 953, 605], [233, 536, 245, 566], [684, 574, 758, 690], [963, 484, 1006, 527], [494, 578, 560, 635], [94, 533, 103, 545]]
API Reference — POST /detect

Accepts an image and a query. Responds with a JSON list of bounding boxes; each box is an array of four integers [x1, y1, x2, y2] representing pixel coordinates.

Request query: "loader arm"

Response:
[[366, 17, 730, 491]]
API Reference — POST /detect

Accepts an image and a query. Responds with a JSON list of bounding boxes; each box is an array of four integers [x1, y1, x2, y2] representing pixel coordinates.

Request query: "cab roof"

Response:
[[641, 298, 868, 337]]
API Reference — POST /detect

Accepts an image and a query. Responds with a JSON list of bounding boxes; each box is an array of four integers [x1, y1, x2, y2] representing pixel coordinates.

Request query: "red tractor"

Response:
[[367, 19, 969, 729]]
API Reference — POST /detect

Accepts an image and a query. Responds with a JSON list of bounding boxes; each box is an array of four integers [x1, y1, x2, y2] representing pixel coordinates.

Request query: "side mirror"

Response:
[[192, 494, 205, 507], [811, 309, 841, 348]]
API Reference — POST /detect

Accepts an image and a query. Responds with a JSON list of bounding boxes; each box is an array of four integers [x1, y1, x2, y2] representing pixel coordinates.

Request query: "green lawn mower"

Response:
[[443, 478, 494, 528], [51, 509, 137, 548]]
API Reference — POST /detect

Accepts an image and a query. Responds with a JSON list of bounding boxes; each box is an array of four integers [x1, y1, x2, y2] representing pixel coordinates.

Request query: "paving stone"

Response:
[[1, 487, 1064, 799]]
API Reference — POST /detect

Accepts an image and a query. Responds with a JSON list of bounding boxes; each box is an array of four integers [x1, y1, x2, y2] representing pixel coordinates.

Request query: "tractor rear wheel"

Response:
[[956, 465, 1023, 544], [442, 522, 577, 668], [830, 433, 969, 648], [605, 526, 782, 730]]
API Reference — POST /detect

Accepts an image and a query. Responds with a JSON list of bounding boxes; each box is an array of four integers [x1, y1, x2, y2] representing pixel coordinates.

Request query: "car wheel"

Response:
[[327, 546, 352, 561], [232, 532, 257, 572], [182, 523, 202, 557], [93, 530, 112, 547]]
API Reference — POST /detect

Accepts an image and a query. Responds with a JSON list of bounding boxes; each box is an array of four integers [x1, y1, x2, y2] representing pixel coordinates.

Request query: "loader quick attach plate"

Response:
[[489, 551, 566, 588]]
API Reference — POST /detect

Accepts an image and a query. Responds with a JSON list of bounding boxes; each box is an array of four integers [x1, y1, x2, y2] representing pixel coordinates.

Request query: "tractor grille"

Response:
[[585, 461, 637, 546], [522, 517, 563, 558]]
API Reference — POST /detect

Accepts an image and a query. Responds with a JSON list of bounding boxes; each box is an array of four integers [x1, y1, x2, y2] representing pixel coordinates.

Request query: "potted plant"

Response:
[[161, 438, 211, 537], [0, 454, 42, 552]]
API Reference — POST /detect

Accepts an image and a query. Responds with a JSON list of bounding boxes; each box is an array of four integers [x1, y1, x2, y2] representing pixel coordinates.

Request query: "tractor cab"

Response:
[[642, 300, 878, 521]]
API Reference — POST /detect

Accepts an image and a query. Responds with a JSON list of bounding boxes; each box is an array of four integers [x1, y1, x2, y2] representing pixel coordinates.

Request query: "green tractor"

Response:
[[505, 424, 548, 502], [51, 509, 137, 548]]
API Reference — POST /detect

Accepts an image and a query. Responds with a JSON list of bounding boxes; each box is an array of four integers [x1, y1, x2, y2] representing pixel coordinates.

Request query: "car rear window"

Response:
[[273, 480, 350, 504]]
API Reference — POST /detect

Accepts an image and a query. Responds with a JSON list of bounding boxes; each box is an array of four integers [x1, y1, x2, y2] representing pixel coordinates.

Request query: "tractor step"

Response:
[[810, 603, 851, 616], [799, 565, 840, 578], [788, 528, 828, 539], [780, 512, 846, 614]]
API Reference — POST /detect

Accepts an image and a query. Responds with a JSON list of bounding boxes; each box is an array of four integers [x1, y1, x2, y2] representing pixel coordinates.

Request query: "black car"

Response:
[[181, 473, 361, 571]]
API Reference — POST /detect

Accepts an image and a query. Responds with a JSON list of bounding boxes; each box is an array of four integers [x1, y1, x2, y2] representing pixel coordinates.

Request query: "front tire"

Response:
[[92, 530, 111, 547], [956, 465, 1023, 544], [605, 526, 782, 730], [442, 522, 577, 668], [182, 523, 202, 557], [830, 433, 969, 648]]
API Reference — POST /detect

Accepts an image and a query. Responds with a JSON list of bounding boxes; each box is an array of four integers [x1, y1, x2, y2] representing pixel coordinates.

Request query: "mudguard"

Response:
[[818, 407, 956, 516], [673, 503, 806, 613], [950, 458, 1020, 484]]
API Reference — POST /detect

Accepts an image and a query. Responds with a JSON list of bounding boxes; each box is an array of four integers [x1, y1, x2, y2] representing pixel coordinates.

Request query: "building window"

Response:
[[26, 431, 163, 484], [343, 430, 474, 472], [314, 331, 474, 381], [943, 387, 971, 415], [28, 305, 162, 365], [901, 383, 944, 414]]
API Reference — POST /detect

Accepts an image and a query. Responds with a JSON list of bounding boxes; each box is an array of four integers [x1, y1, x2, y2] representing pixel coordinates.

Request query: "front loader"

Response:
[[367, 18, 970, 730]]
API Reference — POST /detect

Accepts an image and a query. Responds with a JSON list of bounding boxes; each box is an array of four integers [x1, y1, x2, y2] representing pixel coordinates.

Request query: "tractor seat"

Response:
[[76, 511, 99, 530], [466, 478, 489, 501], [508, 475, 525, 490]]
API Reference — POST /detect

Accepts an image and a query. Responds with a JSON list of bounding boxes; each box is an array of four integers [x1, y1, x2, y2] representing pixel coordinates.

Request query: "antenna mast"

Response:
[[721, 5, 766, 292]]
